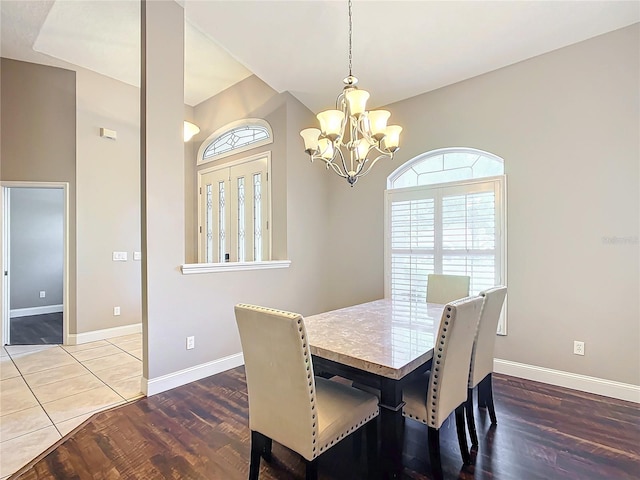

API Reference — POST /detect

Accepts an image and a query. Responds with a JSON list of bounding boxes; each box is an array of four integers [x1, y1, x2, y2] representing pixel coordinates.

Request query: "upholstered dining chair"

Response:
[[402, 295, 484, 480], [234, 304, 380, 480], [465, 286, 508, 446], [426, 274, 471, 304]]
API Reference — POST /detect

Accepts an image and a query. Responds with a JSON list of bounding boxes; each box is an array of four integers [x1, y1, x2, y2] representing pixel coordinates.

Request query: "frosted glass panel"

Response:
[[389, 148, 503, 189]]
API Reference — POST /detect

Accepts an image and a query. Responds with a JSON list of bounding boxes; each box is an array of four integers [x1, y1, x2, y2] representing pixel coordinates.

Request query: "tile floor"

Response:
[[0, 333, 143, 479]]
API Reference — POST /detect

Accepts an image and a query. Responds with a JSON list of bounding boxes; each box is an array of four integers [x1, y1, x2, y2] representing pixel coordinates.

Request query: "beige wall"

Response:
[[187, 75, 286, 263], [1, 58, 142, 338], [143, 1, 332, 382], [325, 24, 640, 385], [0, 58, 78, 335], [76, 67, 141, 334], [184, 104, 197, 262]]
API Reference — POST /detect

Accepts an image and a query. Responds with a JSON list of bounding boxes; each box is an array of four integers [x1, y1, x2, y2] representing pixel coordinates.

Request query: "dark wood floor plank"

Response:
[[10, 368, 640, 480], [10, 313, 63, 345]]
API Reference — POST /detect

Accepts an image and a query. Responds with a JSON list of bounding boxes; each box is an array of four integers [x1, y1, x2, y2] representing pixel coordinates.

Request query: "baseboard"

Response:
[[143, 352, 244, 396], [494, 359, 640, 404], [10, 304, 63, 318], [67, 323, 142, 345]]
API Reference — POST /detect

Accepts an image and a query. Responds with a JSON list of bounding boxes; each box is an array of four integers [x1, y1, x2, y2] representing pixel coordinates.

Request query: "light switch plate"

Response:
[[133, 252, 142, 261], [112, 252, 128, 262]]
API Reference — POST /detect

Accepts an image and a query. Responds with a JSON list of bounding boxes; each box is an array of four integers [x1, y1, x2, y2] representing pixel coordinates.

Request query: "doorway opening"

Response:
[[2, 183, 69, 346]]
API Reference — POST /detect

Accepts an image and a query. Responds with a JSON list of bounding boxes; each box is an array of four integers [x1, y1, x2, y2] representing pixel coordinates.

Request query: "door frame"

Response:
[[1, 181, 70, 346]]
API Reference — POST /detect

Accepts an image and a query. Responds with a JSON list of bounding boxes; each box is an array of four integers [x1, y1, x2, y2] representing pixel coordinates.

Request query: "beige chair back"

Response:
[[426, 274, 471, 304], [468, 286, 507, 388], [235, 304, 317, 459], [427, 295, 484, 429]]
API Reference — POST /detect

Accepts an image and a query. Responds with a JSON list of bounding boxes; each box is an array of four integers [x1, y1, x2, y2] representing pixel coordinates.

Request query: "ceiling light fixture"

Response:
[[184, 121, 200, 142], [300, 0, 402, 186]]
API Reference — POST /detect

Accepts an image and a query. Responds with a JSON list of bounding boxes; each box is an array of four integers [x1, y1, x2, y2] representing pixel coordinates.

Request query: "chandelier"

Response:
[[300, 0, 402, 186]]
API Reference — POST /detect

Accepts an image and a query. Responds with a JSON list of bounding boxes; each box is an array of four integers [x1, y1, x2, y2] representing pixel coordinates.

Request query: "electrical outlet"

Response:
[[186, 336, 195, 350], [573, 340, 585, 356], [113, 306, 121, 316], [39, 291, 46, 298]]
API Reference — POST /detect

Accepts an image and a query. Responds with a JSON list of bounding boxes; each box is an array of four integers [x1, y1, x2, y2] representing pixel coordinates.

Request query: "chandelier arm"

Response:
[[356, 153, 391, 179], [355, 116, 376, 146], [333, 140, 352, 177], [309, 153, 349, 178], [328, 160, 348, 178], [369, 143, 392, 156]]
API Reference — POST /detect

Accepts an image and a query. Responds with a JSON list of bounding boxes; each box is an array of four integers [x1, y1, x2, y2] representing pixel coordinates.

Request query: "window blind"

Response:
[[386, 179, 504, 326]]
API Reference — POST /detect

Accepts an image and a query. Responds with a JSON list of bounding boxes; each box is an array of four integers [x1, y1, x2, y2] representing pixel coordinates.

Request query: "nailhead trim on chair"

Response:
[[238, 304, 320, 458], [425, 306, 454, 427], [238, 303, 379, 461], [402, 301, 467, 428], [317, 411, 378, 455]]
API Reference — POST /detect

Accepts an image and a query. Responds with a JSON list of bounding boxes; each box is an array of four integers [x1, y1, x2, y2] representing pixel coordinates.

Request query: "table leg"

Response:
[[379, 378, 404, 479]]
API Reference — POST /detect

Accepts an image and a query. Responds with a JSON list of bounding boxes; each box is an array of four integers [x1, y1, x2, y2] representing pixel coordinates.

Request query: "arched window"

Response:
[[385, 147, 507, 333], [197, 118, 273, 165], [388, 147, 503, 189]]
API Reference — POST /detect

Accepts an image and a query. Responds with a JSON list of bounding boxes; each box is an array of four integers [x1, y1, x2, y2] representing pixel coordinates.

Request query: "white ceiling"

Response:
[[1, 1, 638, 111]]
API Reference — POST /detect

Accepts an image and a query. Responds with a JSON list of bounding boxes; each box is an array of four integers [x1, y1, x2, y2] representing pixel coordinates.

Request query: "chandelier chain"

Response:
[[299, 0, 402, 186], [348, 0, 353, 76]]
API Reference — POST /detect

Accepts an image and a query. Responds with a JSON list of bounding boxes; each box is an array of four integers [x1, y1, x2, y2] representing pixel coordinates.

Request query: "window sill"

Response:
[[181, 260, 291, 275]]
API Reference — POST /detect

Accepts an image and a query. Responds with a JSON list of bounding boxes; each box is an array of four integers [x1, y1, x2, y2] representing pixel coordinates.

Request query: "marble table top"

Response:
[[304, 298, 445, 380]]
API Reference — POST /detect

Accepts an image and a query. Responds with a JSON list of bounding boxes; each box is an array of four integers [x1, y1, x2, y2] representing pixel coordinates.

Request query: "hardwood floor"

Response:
[[10, 368, 640, 480], [9, 313, 62, 345]]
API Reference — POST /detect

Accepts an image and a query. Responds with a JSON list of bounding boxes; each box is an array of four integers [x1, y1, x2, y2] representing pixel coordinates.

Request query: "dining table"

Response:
[[304, 298, 446, 479]]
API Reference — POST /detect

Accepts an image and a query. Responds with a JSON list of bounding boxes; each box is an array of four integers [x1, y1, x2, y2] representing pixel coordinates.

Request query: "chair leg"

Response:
[[427, 427, 443, 480], [365, 419, 378, 477], [305, 458, 318, 480], [465, 387, 479, 446], [455, 405, 471, 465], [478, 374, 498, 425], [249, 430, 263, 480], [353, 427, 362, 458], [261, 436, 272, 462]]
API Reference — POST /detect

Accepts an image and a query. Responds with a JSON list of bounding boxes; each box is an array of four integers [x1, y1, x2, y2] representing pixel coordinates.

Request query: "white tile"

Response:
[[69, 344, 123, 362], [107, 333, 142, 346], [23, 362, 90, 389], [11, 347, 77, 375], [107, 376, 144, 401], [61, 340, 109, 353], [41, 385, 124, 424], [30, 373, 106, 404], [0, 347, 8, 358], [81, 352, 141, 374], [0, 426, 61, 478], [0, 377, 39, 417], [114, 339, 142, 353], [55, 412, 93, 437], [5, 344, 57, 356], [0, 405, 52, 443], [0, 358, 20, 381], [5, 344, 56, 356], [126, 348, 142, 360], [91, 360, 142, 385]]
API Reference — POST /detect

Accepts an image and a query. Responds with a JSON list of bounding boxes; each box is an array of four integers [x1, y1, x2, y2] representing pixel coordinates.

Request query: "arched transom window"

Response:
[[388, 148, 504, 189], [198, 118, 273, 165]]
